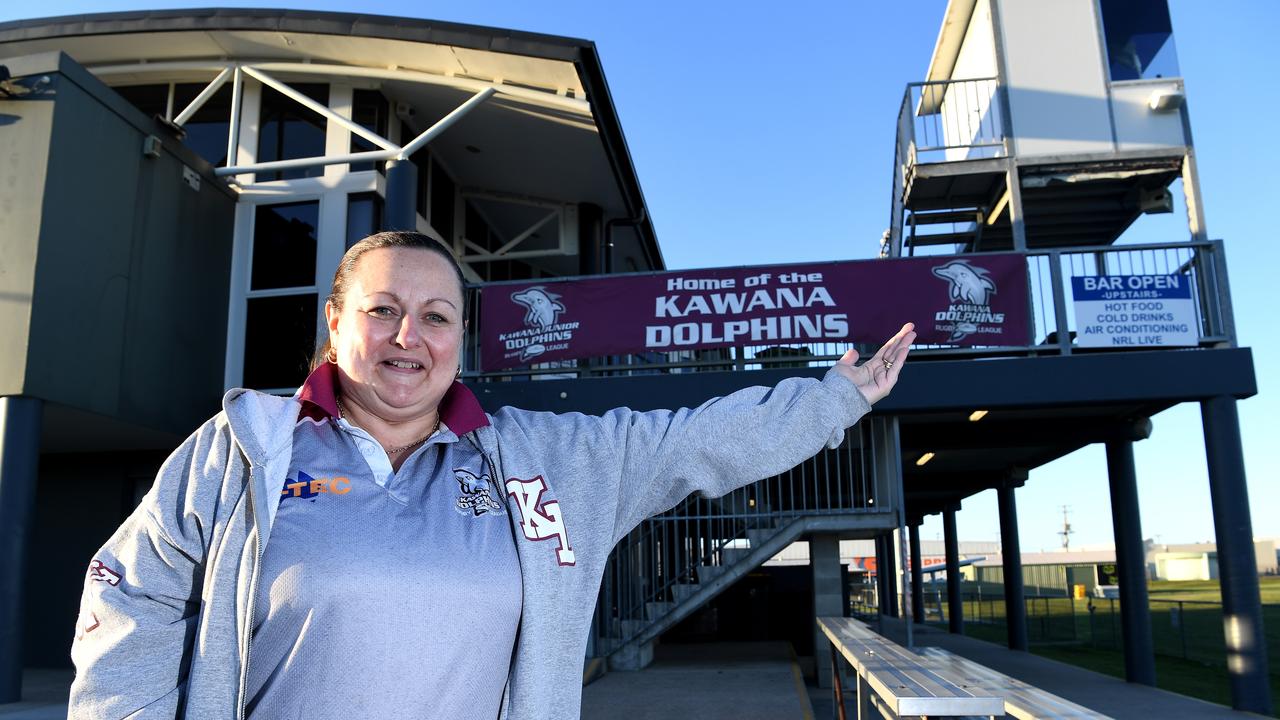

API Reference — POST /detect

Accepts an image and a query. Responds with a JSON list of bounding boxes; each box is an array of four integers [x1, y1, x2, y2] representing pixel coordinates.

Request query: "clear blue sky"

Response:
[[3, 1, 1274, 552]]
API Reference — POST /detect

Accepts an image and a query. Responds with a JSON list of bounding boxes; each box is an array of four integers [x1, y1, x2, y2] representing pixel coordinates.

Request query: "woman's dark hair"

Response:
[[311, 231, 468, 370]]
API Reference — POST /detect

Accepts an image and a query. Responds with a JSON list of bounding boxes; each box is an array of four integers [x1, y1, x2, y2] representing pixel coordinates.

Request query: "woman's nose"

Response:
[[395, 317, 424, 348]]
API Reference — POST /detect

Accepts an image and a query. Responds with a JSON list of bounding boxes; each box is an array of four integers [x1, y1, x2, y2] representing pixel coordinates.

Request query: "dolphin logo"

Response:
[[511, 286, 566, 329], [932, 260, 997, 342], [455, 467, 502, 516], [932, 260, 996, 306]]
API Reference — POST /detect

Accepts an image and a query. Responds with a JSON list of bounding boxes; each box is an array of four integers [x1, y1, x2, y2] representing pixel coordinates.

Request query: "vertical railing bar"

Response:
[[1048, 251, 1071, 354]]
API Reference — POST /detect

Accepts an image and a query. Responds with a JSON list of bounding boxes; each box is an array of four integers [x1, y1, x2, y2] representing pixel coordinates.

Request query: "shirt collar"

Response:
[[295, 362, 490, 436]]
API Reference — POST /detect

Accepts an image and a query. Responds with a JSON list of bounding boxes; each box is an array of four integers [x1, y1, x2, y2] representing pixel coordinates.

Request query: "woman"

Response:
[[69, 231, 915, 719]]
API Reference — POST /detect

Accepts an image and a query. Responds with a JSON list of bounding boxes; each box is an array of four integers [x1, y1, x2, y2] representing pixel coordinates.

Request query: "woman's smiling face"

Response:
[[326, 246, 465, 423]]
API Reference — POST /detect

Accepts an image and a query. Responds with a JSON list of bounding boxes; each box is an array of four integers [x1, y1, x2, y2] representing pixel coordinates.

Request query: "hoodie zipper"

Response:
[[465, 431, 518, 720], [237, 472, 264, 720]]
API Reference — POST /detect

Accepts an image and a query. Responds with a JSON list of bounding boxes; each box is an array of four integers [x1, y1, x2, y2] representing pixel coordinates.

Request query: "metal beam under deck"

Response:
[[469, 347, 1255, 417], [470, 350, 1255, 524]]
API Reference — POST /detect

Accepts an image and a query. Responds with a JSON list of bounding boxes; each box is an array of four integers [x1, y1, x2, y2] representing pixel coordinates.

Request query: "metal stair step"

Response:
[[619, 619, 646, 638], [746, 528, 775, 548], [672, 583, 701, 603], [720, 547, 752, 566], [698, 564, 727, 583], [644, 601, 673, 622]]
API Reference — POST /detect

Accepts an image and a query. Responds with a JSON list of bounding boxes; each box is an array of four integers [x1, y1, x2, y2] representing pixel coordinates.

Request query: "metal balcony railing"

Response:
[[591, 420, 892, 657], [896, 77, 1006, 169], [462, 239, 1236, 380]]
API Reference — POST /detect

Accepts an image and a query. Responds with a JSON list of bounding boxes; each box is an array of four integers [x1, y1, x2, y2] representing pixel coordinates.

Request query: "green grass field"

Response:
[[923, 577, 1280, 714]]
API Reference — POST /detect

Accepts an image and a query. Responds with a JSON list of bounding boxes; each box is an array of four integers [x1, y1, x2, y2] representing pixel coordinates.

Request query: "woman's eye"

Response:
[[369, 306, 396, 317], [426, 312, 449, 324]]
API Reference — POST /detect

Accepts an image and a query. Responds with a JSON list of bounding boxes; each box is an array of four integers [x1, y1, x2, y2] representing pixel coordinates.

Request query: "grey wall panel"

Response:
[[26, 75, 137, 416], [119, 139, 234, 434], [996, 0, 1114, 157], [0, 83, 51, 395], [17, 53, 236, 439]]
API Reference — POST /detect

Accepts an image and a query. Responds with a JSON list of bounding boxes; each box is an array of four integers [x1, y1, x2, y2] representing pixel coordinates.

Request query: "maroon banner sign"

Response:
[[479, 254, 1029, 371]]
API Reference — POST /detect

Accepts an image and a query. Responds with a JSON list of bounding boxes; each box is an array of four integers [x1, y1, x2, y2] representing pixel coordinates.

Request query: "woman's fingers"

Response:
[[872, 323, 915, 364]]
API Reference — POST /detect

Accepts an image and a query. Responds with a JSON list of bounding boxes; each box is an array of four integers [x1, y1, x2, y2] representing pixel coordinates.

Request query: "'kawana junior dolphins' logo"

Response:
[[930, 260, 1005, 343], [501, 286, 579, 363], [454, 467, 503, 517], [512, 287, 565, 329]]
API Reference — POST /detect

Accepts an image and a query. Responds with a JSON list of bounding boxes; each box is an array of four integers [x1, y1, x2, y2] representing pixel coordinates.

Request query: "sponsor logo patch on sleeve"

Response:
[[88, 559, 122, 587]]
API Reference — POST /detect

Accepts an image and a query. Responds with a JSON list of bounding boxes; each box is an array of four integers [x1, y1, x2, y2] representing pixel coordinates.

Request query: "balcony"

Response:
[[463, 238, 1237, 382], [889, 77, 1190, 254]]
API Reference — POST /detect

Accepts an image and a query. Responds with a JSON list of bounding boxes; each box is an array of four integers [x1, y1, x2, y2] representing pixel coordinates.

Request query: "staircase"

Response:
[[592, 421, 900, 670]]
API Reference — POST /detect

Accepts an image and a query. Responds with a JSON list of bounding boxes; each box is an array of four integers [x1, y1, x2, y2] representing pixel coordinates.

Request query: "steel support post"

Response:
[[811, 534, 843, 689], [1201, 396, 1273, 714], [874, 535, 887, 615], [1005, 161, 1027, 252], [943, 505, 963, 634], [1105, 440, 1156, 685], [884, 534, 899, 618], [909, 523, 925, 624], [997, 485, 1029, 651], [0, 397, 42, 702], [383, 159, 418, 231]]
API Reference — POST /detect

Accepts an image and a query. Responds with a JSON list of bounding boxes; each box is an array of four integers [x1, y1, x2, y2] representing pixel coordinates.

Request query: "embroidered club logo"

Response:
[[505, 475, 575, 566], [88, 559, 122, 587], [930, 260, 1006, 343], [454, 467, 503, 517], [499, 286, 581, 364]]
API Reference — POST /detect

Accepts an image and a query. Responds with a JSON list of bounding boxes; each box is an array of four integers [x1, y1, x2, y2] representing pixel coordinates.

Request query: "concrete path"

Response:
[[0, 669, 71, 719], [872, 618, 1270, 720], [9, 630, 1270, 720], [582, 642, 813, 720]]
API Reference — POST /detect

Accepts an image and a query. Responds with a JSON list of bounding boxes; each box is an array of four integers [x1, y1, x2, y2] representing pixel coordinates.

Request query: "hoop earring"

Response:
[[326, 347, 338, 364], [455, 365, 462, 380]]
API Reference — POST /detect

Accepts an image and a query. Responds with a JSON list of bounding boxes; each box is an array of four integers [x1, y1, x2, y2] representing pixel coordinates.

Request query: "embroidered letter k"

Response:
[[505, 475, 576, 566]]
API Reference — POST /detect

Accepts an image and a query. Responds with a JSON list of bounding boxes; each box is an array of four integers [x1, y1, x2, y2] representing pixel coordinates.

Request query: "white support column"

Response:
[[316, 191, 349, 319], [325, 83, 355, 179], [233, 78, 262, 186]]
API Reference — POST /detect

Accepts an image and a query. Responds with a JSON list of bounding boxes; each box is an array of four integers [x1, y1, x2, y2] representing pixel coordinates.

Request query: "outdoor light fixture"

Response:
[[1148, 87, 1184, 112], [916, 452, 935, 466], [969, 409, 988, 422]]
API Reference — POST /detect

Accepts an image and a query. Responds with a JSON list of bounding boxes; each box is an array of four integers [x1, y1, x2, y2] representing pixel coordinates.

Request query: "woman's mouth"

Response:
[[383, 359, 423, 371]]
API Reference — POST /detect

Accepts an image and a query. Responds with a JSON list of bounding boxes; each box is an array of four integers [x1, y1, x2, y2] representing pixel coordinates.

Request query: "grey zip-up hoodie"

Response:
[[69, 368, 870, 719]]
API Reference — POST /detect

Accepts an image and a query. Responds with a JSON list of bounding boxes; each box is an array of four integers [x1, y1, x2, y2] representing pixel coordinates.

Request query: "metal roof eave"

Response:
[[0, 7, 665, 270], [923, 0, 979, 84]]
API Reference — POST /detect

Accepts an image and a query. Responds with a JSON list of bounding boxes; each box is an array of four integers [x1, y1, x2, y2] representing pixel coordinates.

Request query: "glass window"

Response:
[[430, 158, 456, 244], [252, 202, 318, 290], [113, 84, 170, 119], [349, 89, 388, 173], [465, 203, 491, 250], [346, 193, 384, 249], [173, 82, 232, 167], [407, 127, 430, 218], [242, 293, 318, 389], [1099, 0, 1179, 81], [258, 83, 329, 181]]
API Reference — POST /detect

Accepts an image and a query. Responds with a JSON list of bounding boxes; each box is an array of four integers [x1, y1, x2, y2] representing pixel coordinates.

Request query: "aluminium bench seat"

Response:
[[918, 647, 1112, 720], [818, 616, 1005, 719]]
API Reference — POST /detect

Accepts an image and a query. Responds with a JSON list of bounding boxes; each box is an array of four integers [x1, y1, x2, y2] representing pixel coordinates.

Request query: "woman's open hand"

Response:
[[830, 322, 916, 405]]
